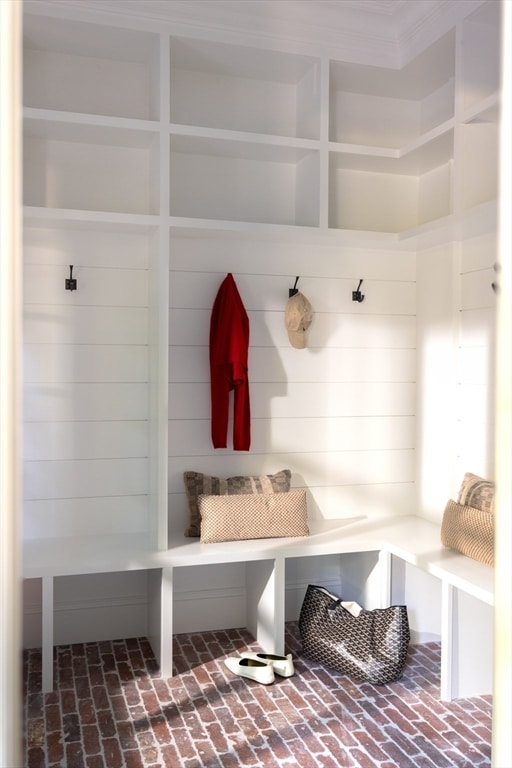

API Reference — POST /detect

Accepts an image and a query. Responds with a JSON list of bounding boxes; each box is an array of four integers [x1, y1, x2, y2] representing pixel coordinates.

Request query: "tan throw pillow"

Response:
[[183, 469, 292, 537], [199, 489, 309, 544], [457, 472, 495, 515], [441, 498, 494, 566]]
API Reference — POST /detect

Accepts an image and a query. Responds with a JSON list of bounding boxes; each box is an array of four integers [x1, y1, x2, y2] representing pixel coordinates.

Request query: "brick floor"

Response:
[[23, 622, 492, 768]]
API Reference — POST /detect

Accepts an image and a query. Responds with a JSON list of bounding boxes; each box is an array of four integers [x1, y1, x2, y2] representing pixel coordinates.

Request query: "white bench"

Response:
[[23, 514, 494, 697]]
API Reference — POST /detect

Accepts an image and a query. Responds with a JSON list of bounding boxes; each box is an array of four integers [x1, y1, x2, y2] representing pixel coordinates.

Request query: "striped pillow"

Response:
[[457, 473, 495, 515], [183, 469, 291, 537]]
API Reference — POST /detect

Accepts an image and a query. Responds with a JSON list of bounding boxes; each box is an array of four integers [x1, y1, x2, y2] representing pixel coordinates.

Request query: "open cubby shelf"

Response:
[[23, 3, 499, 234]]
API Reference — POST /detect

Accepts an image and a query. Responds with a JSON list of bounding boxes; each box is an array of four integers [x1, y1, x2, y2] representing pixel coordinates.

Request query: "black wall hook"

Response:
[[352, 278, 364, 303], [289, 276, 300, 298], [492, 262, 499, 294], [65, 265, 77, 292]]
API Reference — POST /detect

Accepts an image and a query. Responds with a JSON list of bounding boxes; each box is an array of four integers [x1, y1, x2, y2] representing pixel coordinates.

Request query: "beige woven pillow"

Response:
[[199, 489, 309, 544], [457, 472, 495, 514], [441, 498, 494, 566], [183, 469, 291, 537]]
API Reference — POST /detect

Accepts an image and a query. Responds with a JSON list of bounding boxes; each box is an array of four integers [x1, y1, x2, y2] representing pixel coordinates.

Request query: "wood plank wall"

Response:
[[168, 235, 417, 632], [457, 231, 497, 479], [22, 226, 496, 642], [168, 235, 417, 536], [23, 226, 152, 646], [23, 227, 151, 539]]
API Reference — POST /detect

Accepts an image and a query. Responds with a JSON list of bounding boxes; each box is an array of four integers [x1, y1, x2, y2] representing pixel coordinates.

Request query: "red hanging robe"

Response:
[[209, 273, 251, 451]]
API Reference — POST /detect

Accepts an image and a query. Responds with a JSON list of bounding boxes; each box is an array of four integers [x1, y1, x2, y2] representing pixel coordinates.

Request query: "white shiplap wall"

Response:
[[456, 231, 497, 480], [168, 235, 417, 534], [403, 231, 496, 645], [415, 231, 496, 522], [23, 226, 151, 538], [22, 223, 497, 642], [168, 234, 417, 631], [23, 225, 152, 645], [416, 233, 499, 523]]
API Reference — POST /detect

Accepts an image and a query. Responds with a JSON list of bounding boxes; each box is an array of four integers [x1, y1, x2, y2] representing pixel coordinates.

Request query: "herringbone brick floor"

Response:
[[24, 622, 492, 768]]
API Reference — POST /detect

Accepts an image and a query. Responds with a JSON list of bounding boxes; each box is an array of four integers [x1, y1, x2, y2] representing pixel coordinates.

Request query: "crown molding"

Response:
[[23, 0, 489, 67], [22, 0, 399, 64], [398, 0, 487, 63]]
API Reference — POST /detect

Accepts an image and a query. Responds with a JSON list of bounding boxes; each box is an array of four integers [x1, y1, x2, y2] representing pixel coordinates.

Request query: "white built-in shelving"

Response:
[[169, 133, 320, 226], [455, 0, 501, 215], [169, 37, 321, 138], [168, 37, 321, 228], [22, 1, 500, 240], [23, 112, 160, 216], [328, 30, 456, 233], [23, 15, 161, 119], [21, 0, 500, 689]]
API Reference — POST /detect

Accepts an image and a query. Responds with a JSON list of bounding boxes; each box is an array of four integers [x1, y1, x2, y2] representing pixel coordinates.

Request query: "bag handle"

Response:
[[311, 585, 363, 617]]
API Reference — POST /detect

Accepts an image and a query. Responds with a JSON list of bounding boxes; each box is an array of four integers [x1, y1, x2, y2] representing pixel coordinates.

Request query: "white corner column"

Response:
[[493, 1, 512, 764], [0, 0, 23, 763]]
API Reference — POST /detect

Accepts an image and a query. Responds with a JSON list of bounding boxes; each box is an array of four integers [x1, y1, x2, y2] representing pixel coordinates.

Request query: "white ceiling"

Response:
[[24, 0, 486, 67]]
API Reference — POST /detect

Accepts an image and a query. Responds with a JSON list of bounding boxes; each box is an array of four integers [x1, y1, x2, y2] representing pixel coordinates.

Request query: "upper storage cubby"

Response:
[[459, 0, 501, 116], [170, 134, 319, 227], [329, 31, 455, 149], [169, 37, 320, 140], [23, 15, 160, 120], [456, 1, 500, 214], [23, 117, 159, 216], [328, 130, 453, 233]]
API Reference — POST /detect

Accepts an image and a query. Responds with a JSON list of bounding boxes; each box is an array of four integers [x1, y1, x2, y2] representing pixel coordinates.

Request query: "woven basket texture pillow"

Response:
[[183, 469, 291, 537], [457, 472, 495, 514], [441, 498, 494, 566], [199, 489, 309, 543]]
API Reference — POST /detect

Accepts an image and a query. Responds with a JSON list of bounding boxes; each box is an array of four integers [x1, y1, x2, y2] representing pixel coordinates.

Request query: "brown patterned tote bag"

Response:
[[298, 584, 410, 684]]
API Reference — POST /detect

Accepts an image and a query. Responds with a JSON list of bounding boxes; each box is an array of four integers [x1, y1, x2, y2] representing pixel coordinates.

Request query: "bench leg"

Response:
[[148, 567, 174, 679], [379, 550, 392, 607], [440, 581, 453, 700], [246, 558, 284, 655], [41, 576, 54, 693]]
